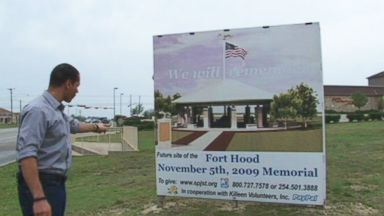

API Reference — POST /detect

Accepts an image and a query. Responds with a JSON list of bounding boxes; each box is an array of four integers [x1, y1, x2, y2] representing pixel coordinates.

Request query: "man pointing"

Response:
[[16, 63, 108, 216]]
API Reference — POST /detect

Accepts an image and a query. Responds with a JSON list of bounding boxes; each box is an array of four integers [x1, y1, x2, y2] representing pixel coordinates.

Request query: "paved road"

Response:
[[0, 129, 92, 166], [0, 128, 18, 166], [0, 128, 113, 167]]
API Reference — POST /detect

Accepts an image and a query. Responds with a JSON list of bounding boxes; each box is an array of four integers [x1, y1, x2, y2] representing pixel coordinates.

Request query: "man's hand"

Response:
[[33, 199, 51, 216], [79, 123, 110, 133], [20, 158, 50, 216], [93, 123, 109, 133]]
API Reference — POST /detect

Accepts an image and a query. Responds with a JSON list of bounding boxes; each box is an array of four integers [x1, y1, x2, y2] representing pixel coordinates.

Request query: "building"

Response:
[[0, 107, 13, 124], [324, 71, 384, 112], [367, 71, 384, 86], [173, 80, 273, 129], [0, 107, 19, 124]]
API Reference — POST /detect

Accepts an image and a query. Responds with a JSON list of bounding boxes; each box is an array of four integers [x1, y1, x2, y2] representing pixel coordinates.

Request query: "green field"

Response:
[[227, 127, 323, 152], [172, 127, 322, 152], [1, 122, 383, 215], [0, 123, 17, 129]]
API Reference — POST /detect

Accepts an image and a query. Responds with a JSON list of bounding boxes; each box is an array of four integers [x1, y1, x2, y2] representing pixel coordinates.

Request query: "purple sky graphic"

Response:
[[153, 24, 324, 102]]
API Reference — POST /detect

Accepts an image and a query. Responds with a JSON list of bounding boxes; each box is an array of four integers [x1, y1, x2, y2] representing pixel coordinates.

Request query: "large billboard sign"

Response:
[[153, 23, 326, 205]]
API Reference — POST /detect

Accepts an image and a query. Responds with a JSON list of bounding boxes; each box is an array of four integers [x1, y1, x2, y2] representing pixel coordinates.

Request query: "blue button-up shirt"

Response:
[[16, 91, 80, 176]]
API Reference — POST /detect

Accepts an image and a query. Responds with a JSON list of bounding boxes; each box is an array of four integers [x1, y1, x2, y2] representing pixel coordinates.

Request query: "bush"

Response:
[[347, 113, 364, 122], [368, 111, 383, 120], [325, 110, 338, 114], [325, 114, 341, 123], [123, 118, 154, 130]]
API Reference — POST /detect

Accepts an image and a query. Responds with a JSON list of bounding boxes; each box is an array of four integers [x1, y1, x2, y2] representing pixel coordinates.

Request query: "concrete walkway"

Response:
[[173, 131, 223, 150], [72, 142, 135, 156]]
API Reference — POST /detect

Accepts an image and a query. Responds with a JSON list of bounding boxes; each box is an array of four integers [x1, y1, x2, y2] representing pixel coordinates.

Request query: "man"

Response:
[[16, 63, 109, 216]]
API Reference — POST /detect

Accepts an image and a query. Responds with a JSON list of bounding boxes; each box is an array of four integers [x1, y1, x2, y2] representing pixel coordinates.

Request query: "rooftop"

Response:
[[367, 71, 384, 79], [324, 85, 384, 96]]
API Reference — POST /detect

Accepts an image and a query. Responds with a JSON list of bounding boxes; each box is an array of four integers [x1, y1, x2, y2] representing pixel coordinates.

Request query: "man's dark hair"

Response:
[[49, 63, 80, 87]]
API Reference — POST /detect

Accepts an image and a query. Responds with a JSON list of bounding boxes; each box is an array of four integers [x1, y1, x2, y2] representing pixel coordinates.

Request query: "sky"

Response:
[[1, 0, 383, 118]]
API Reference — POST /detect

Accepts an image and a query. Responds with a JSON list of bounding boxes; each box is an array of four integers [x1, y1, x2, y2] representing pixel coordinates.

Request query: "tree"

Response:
[[290, 83, 318, 128], [270, 92, 297, 129], [155, 90, 165, 113], [132, 104, 144, 116], [378, 96, 384, 111], [143, 109, 155, 119], [154, 90, 181, 117], [271, 83, 318, 129], [71, 114, 86, 122], [351, 92, 368, 111]]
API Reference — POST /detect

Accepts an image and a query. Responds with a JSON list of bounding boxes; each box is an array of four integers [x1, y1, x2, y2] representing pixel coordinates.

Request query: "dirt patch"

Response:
[[141, 200, 379, 216], [350, 184, 378, 192], [141, 201, 182, 215], [141, 204, 162, 215], [90, 200, 380, 216], [216, 201, 246, 212], [141, 199, 246, 215], [92, 208, 130, 216], [316, 202, 379, 216]]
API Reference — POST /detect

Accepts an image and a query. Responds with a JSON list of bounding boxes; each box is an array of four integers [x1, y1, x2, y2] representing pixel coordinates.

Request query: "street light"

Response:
[[7, 88, 14, 124], [113, 87, 118, 119], [120, 93, 124, 115]]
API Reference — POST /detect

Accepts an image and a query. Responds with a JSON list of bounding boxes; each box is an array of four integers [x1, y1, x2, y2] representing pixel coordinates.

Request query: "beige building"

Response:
[[0, 107, 19, 124], [368, 71, 384, 86], [324, 71, 384, 112]]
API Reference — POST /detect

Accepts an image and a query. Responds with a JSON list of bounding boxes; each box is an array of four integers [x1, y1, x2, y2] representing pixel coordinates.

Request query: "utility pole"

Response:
[[113, 87, 118, 119], [18, 99, 22, 125], [138, 95, 142, 116], [129, 94, 132, 117], [120, 93, 124, 115], [19, 99, 22, 121], [8, 88, 14, 123]]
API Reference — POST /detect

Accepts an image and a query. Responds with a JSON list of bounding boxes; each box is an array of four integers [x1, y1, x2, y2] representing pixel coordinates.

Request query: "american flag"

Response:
[[225, 42, 247, 60]]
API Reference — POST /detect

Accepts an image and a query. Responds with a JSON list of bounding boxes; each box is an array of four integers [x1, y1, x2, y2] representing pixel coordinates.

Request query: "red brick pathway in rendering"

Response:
[[173, 131, 208, 145], [204, 131, 235, 151]]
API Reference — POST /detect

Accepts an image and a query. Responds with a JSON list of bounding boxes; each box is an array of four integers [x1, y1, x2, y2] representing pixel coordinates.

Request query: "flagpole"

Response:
[[223, 39, 226, 80]]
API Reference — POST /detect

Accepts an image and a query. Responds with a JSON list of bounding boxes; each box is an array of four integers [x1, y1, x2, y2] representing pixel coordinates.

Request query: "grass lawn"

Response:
[[172, 127, 323, 152], [1, 122, 383, 215], [227, 127, 323, 152], [0, 123, 17, 129]]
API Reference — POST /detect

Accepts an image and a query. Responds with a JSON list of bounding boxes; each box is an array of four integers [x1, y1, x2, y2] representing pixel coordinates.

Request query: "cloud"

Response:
[[1, 0, 384, 117]]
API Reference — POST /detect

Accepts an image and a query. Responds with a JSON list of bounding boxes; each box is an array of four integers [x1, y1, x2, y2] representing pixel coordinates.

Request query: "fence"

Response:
[[73, 126, 138, 153]]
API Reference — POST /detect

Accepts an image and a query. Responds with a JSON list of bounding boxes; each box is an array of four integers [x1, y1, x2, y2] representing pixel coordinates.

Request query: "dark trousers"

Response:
[[17, 172, 67, 216]]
